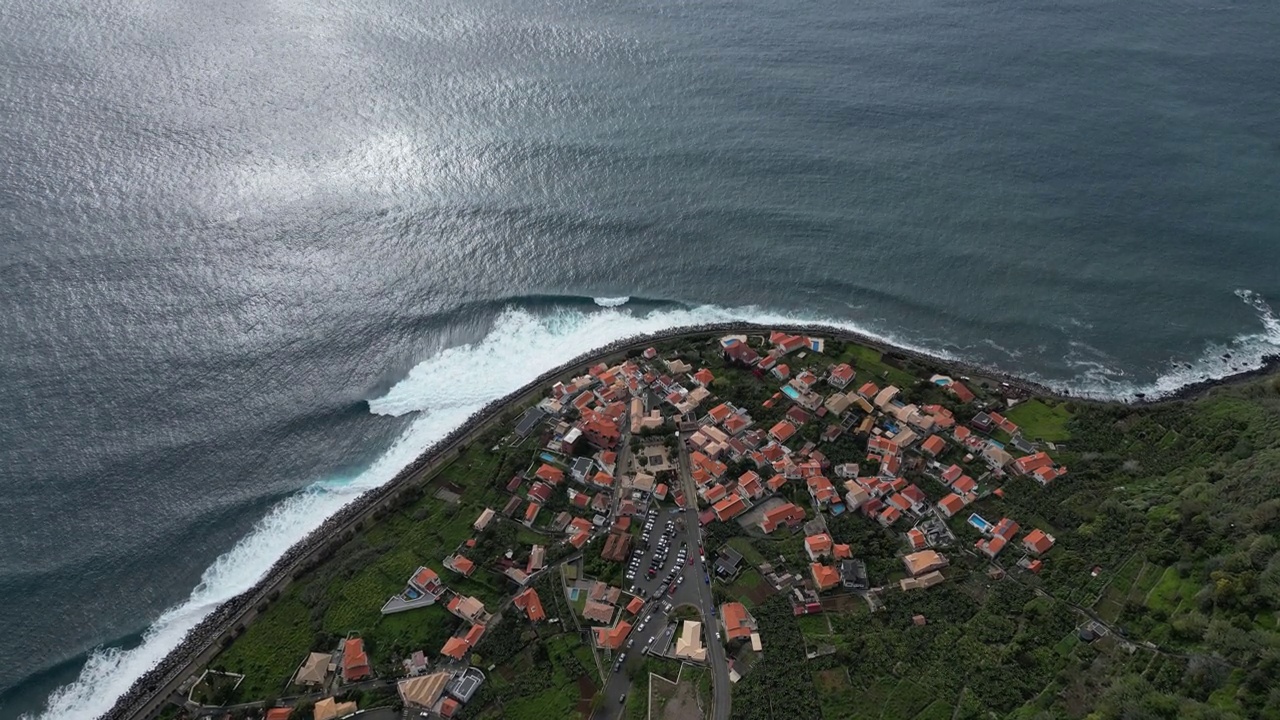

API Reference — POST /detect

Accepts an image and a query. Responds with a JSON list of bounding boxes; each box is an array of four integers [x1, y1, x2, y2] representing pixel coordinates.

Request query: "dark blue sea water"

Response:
[[2, 0, 1278, 716]]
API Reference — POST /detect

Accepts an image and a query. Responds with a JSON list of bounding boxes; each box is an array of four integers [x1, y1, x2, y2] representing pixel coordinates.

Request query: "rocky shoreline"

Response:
[[100, 321, 1275, 720]]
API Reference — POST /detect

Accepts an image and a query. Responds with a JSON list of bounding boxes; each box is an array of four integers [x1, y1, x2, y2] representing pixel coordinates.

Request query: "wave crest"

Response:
[[592, 296, 630, 307]]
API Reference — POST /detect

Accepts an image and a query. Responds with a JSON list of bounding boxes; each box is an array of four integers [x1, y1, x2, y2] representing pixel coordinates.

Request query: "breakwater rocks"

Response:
[[102, 320, 1259, 719]]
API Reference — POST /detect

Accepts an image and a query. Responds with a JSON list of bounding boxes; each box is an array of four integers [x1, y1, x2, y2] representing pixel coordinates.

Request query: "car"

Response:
[[687, 557, 694, 566], [626, 638, 635, 648], [619, 693, 627, 704], [705, 575, 710, 584], [668, 584, 678, 596]]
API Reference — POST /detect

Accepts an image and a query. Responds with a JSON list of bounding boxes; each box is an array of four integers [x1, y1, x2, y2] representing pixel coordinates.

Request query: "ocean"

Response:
[[1, 0, 1278, 716]]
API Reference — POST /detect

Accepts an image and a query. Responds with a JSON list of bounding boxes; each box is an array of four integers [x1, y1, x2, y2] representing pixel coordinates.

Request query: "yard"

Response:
[[1003, 399, 1073, 442]]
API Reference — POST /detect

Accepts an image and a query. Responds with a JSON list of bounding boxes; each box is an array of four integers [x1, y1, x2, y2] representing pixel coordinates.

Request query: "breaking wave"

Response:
[[25, 291, 1280, 719], [1041, 289, 1280, 401], [592, 296, 630, 307]]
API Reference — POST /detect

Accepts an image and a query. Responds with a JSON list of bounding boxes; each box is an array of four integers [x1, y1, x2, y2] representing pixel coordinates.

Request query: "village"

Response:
[[175, 329, 1081, 720]]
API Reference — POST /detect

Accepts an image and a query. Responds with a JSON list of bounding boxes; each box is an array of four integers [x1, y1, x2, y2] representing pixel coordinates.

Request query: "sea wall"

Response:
[[102, 320, 1203, 720]]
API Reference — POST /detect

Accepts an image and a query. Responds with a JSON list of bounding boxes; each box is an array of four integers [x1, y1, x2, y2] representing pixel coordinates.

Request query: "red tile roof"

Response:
[[535, 464, 565, 484], [713, 495, 747, 521], [342, 638, 371, 682], [921, 435, 946, 456], [811, 563, 840, 591], [1023, 529, 1055, 554], [514, 588, 547, 622], [769, 421, 796, 443]]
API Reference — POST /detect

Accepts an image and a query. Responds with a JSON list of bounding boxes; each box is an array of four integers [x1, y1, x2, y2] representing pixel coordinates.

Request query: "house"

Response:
[[528, 482, 554, 504], [397, 671, 451, 711], [314, 698, 359, 720], [811, 563, 840, 591], [703, 483, 727, 503], [759, 503, 806, 533], [873, 386, 900, 410], [737, 471, 764, 500], [341, 637, 371, 683], [527, 545, 546, 573], [445, 554, 475, 577], [447, 595, 490, 625], [940, 464, 963, 485], [806, 475, 838, 505], [833, 543, 852, 560], [920, 435, 946, 457], [906, 528, 928, 551], [952, 475, 977, 496], [938, 493, 966, 518], [947, 382, 975, 403], [583, 599, 615, 624], [582, 415, 621, 449], [692, 368, 714, 387], [899, 571, 945, 591], [954, 425, 972, 443], [982, 444, 1014, 469], [567, 517, 593, 548], [715, 546, 744, 577], [794, 370, 819, 390], [839, 559, 869, 591], [292, 651, 332, 687], [720, 602, 756, 641], [590, 470, 614, 489], [828, 363, 855, 388], [772, 363, 791, 381], [785, 406, 811, 426], [674, 620, 707, 661], [535, 464, 565, 485], [440, 625, 485, 661], [593, 620, 633, 650], [992, 517, 1021, 540], [1023, 529, 1056, 555], [472, 507, 496, 532], [902, 550, 949, 576], [502, 495, 524, 518], [804, 533, 834, 561], [976, 535, 1008, 558], [713, 495, 748, 522], [857, 381, 879, 399], [523, 502, 541, 526], [877, 506, 902, 526], [769, 421, 796, 443]]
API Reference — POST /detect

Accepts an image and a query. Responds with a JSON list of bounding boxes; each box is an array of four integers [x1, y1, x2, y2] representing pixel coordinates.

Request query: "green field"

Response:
[[1003, 398, 1073, 441]]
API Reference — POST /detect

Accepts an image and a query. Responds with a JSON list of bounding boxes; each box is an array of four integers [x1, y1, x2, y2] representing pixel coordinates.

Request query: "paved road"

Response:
[[674, 431, 732, 720]]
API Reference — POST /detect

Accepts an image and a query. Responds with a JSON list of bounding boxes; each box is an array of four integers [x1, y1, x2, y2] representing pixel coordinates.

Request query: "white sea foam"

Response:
[[26, 293, 1280, 719], [592, 296, 630, 308], [1042, 289, 1280, 401]]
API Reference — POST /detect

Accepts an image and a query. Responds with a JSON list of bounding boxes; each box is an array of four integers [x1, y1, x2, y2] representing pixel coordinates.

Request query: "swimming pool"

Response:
[[968, 514, 994, 534], [781, 385, 801, 400]]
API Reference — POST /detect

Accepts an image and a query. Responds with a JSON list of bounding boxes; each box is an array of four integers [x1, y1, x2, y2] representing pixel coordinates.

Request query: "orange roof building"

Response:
[[938, 493, 966, 517], [906, 528, 927, 551], [535, 463, 565, 484], [713, 495, 748, 522], [593, 620, 633, 650], [921, 435, 946, 456], [804, 533, 833, 561], [1023, 529, 1056, 555], [445, 554, 475, 577], [341, 638, 371, 683], [811, 563, 840, 591], [265, 709, 292, 720], [720, 602, 755, 641], [832, 543, 852, 560], [769, 420, 796, 443], [759, 502, 805, 533], [902, 550, 949, 577], [514, 587, 546, 622]]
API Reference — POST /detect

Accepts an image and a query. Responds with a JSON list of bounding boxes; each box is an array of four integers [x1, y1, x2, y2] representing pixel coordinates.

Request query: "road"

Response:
[[674, 430, 733, 720], [590, 428, 732, 720]]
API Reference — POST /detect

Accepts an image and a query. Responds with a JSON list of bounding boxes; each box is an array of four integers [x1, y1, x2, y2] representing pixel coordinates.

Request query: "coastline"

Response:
[[98, 321, 1278, 720]]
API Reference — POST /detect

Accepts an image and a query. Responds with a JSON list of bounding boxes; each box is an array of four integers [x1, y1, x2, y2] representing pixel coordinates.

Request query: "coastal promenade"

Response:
[[104, 320, 1070, 720]]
